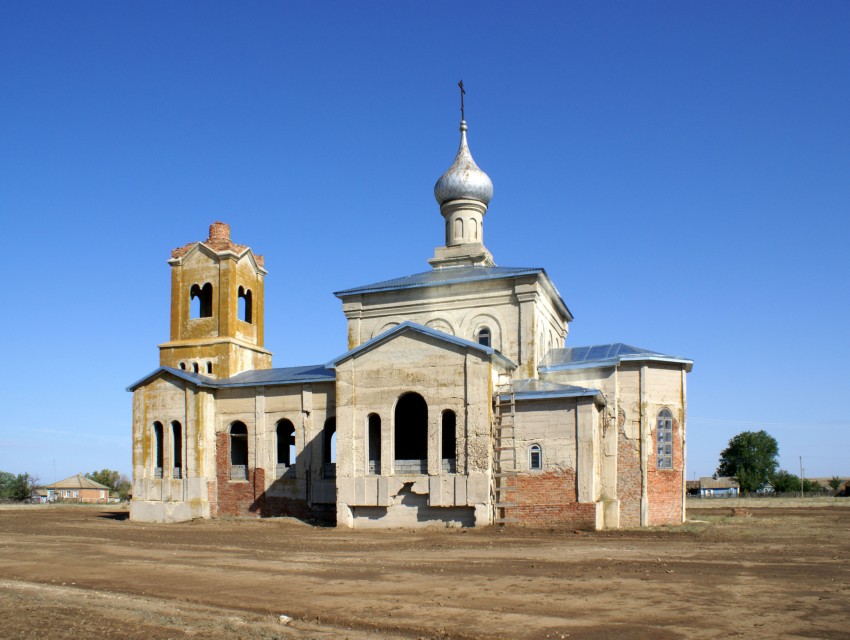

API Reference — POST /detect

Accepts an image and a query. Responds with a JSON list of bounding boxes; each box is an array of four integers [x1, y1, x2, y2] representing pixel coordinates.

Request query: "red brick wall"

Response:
[[208, 479, 218, 518], [213, 432, 323, 521], [617, 409, 642, 527], [647, 416, 684, 525], [515, 470, 596, 529], [214, 432, 264, 517]]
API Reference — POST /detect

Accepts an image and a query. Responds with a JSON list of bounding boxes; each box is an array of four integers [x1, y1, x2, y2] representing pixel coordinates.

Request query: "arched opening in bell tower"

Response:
[[190, 283, 213, 319], [238, 286, 253, 324]]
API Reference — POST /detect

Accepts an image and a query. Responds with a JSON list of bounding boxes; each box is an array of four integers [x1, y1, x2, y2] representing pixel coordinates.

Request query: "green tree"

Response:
[[115, 474, 132, 501], [9, 474, 36, 501], [803, 478, 824, 493], [85, 469, 131, 500], [771, 469, 801, 493], [717, 430, 779, 493], [0, 471, 37, 501], [86, 469, 121, 490], [828, 476, 844, 491], [0, 471, 16, 498]]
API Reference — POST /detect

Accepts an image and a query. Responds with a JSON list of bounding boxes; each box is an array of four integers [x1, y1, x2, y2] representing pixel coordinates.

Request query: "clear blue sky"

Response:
[[1, 2, 848, 484]]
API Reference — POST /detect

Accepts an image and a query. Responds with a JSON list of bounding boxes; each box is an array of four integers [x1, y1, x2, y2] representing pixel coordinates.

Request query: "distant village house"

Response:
[[45, 474, 111, 503]]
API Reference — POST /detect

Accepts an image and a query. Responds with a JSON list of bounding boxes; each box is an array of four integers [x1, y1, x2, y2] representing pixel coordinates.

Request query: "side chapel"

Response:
[[128, 114, 692, 529]]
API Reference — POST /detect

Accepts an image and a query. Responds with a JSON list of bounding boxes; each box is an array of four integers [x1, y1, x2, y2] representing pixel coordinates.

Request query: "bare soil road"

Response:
[[0, 503, 848, 639]]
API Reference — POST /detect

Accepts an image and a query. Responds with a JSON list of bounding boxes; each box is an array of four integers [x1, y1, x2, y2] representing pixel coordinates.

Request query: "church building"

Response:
[[128, 115, 692, 529]]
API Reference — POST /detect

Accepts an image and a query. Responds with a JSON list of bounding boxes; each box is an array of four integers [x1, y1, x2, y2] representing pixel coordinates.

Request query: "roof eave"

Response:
[[514, 388, 604, 404], [540, 354, 693, 374], [126, 366, 214, 392], [220, 375, 336, 388], [332, 267, 545, 299], [618, 354, 694, 372], [537, 269, 573, 322], [168, 242, 268, 275]]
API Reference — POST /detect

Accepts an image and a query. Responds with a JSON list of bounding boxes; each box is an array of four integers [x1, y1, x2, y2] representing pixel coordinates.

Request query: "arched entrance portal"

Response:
[[394, 392, 428, 474]]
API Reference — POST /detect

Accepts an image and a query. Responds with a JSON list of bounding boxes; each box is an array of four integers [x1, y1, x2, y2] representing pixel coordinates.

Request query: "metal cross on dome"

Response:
[[458, 80, 466, 121]]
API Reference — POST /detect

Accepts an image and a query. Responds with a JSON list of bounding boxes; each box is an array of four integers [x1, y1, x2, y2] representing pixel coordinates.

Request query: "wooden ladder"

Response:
[[493, 388, 519, 525]]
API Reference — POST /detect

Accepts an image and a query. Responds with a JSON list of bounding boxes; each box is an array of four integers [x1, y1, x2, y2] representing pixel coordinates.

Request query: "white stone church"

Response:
[[128, 115, 692, 529]]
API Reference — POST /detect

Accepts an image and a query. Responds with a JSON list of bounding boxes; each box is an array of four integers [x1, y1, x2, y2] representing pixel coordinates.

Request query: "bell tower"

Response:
[[158, 221, 272, 378]]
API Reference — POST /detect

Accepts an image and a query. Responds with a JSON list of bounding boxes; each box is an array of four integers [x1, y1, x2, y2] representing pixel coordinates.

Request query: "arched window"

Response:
[[192, 362, 199, 373], [529, 443, 542, 470], [152, 422, 164, 478], [171, 421, 183, 479], [206, 362, 213, 374], [238, 286, 253, 324], [323, 417, 336, 478], [476, 327, 491, 347], [190, 283, 213, 319], [394, 392, 428, 474], [441, 410, 457, 474], [276, 419, 296, 468], [179, 362, 186, 370], [230, 421, 248, 480], [470, 218, 478, 240], [657, 409, 674, 469], [368, 414, 381, 475]]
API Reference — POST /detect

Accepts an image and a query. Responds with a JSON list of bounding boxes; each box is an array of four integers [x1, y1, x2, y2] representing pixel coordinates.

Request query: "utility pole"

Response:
[[800, 456, 805, 499]]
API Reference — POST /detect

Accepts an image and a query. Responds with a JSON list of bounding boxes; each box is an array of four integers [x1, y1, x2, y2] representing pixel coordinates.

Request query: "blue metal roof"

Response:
[[334, 266, 544, 297], [507, 379, 603, 403], [127, 364, 335, 392], [326, 320, 517, 370], [221, 365, 335, 387], [334, 265, 573, 321], [540, 343, 693, 372]]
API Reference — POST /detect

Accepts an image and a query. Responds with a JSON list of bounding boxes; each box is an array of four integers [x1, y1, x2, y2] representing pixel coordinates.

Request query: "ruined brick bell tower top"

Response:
[[209, 221, 229, 241], [158, 221, 272, 378]]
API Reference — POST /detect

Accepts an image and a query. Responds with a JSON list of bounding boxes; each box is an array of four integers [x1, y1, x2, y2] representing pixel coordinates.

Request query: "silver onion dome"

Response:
[[434, 121, 493, 206]]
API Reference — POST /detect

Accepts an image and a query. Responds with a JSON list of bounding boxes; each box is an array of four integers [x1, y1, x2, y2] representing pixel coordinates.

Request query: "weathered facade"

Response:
[[129, 117, 692, 528]]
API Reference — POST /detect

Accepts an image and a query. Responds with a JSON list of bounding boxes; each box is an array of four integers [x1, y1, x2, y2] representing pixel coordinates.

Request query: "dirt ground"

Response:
[[0, 502, 848, 640]]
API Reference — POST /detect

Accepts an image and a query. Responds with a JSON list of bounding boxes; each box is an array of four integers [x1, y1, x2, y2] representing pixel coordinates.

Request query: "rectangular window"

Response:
[[656, 410, 674, 469]]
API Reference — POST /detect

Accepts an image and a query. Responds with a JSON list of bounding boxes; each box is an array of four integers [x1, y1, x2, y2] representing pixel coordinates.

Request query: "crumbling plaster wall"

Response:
[[213, 381, 337, 515], [513, 397, 603, 528], [514, 399, 578, 472], [130, 376, 215, 523], [606, 363, 686, 526], [540, 362, 686, 527], [334, 331, 499, 528]]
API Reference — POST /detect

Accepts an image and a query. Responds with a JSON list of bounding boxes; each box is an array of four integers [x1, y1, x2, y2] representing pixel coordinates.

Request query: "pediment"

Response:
[[327, 321, 516, 370]]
